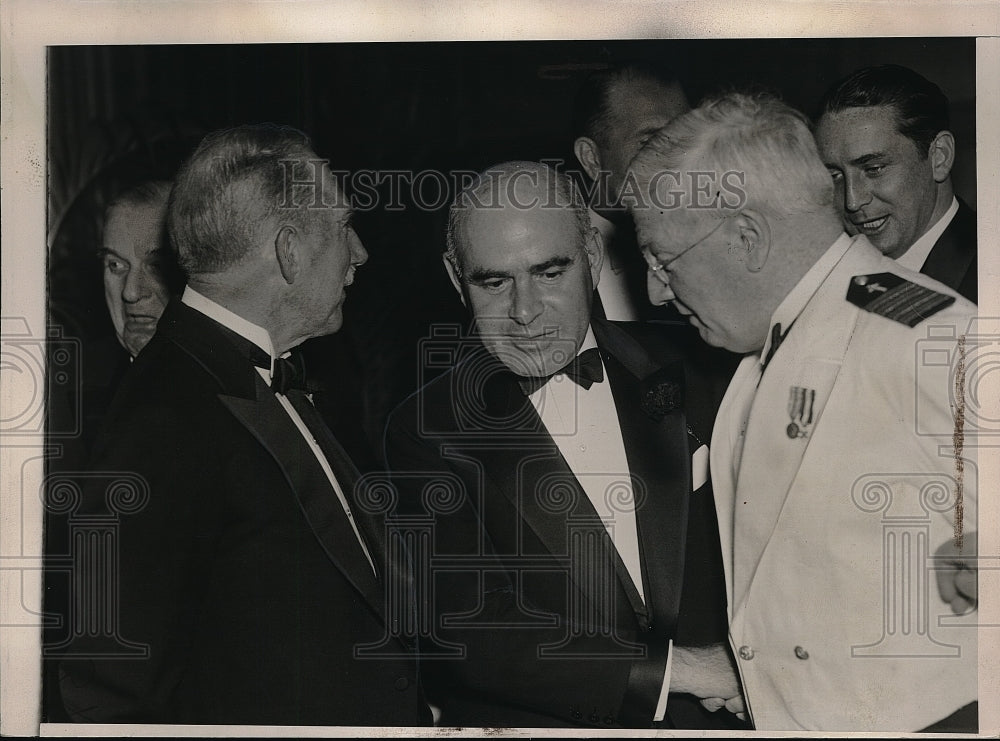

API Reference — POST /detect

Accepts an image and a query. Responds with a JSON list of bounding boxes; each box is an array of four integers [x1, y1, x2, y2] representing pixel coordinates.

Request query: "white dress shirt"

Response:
[[526, 328, 673, 721]]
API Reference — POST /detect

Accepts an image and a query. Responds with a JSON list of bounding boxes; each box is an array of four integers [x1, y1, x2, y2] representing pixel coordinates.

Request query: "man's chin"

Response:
[[485, 339, 578, 378], [123, 330, 155, 357], [691, 321, 736, 352]]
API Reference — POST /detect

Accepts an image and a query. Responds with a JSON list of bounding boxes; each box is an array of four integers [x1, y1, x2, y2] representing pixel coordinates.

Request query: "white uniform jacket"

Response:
[[711, 234, 978, 731]]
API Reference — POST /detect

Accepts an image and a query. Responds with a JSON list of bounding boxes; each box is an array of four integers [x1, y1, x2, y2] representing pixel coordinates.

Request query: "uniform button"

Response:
[[604, 715, 615, 725], [588, 711, 599, 723], [794, 645, 809, 660], [394, 676, 410, 691], [738, 645, 755, 661], [571, 708, 583, 720]]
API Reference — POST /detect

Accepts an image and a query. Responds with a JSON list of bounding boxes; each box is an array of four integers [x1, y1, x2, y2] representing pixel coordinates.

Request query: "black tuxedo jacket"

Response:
[[921, 198, 977, 303], [58, 300, 430, 726], [384, 318, 739, 729]]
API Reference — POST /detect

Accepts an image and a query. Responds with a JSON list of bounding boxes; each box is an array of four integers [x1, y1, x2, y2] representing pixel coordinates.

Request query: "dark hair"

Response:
[[818, 64, 950, 157], [572, 61, 683, 147], [168, 124, 319, 275], [106, 179, 172, 217]]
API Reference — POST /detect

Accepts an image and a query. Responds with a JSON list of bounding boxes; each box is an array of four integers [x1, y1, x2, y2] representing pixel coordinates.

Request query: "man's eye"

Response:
[[539, 270, 564, 281], [480, 278, 509, 292], [864, 165, 885, 177], [103, 257, 128, 274], [827, 169, 843, 182]]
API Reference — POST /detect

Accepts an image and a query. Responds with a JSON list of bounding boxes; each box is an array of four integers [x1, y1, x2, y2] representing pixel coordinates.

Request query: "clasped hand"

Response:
[[670, 643, 746, 721]]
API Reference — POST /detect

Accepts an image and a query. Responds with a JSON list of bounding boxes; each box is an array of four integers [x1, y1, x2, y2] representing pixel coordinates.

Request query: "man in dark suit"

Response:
[[814, 64, 977, 302], [44, 179, 182, 721], [57, 125, 430, 726], [571, 61, 690, 321], [384, 161, 743, 728]]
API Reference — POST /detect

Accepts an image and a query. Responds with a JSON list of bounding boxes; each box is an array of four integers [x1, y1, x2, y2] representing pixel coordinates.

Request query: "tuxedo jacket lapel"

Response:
[[596, 321, 690, 633], [221, 385, 384, 619], [159, 302, 384, 619], [460, 351, 633, 626], [921, 199, 976, 300], [465, 327, 691, 630]]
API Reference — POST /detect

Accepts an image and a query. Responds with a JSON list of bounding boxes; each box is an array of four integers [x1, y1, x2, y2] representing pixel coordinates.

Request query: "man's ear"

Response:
[[442, 255, 467, 307], [584, 226, 604, 288], [929, 130, 956, 183], [733, 209, 771, 273], [274, 225, 300, 284], [574, 136, 603, 182]]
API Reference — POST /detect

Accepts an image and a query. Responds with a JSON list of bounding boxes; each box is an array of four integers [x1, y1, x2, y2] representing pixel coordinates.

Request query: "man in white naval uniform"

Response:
[[629, 92, 978, 732]]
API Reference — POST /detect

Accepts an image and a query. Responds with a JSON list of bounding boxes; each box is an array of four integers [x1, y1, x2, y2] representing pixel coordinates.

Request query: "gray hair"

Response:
[[444, 161, 592, 278], [632, 91, 834, 219], [168, 124, 321, 276]]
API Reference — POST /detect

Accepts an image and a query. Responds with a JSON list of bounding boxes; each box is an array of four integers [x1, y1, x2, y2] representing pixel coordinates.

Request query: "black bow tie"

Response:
[[518, 347, 605, 396], [248, 345, 309, 395], [762, 322, 788, 369], [271, 351, 310, 394]]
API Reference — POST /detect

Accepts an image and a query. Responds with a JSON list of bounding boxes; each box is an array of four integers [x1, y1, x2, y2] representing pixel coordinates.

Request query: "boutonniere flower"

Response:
[[640, 368, 684, 421]]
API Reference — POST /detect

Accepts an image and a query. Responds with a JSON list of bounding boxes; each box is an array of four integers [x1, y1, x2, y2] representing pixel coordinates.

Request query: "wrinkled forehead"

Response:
[[459, 200, 582, 263], [104, 200, 169, 256], [633, 204, 704, 259]]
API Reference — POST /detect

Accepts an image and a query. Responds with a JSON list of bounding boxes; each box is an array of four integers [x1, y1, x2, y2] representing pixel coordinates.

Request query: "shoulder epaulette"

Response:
[[846, 272, 955, 327]]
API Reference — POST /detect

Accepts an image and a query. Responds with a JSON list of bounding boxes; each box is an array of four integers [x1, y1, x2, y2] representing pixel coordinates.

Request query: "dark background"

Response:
[[47, 38, 977, 452]]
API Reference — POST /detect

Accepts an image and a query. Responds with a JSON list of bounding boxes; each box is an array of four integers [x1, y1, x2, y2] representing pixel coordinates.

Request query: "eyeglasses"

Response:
[[644, 215, 728, 286]]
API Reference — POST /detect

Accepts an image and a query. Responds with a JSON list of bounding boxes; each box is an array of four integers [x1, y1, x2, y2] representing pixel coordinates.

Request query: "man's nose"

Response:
[[508, 280, 543, 325], [843, 173, 872, 213], [350, 232, 368, 267], [646, 270, 676, 306], [122, 266, 152, 303]]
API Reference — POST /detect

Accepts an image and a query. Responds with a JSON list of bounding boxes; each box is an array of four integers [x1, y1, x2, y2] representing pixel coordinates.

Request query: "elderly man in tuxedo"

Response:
[[384, 161, 742, 728], [631, 92, 978, 732], [814, 64, 976, 302], [58, 125, 430, 726]]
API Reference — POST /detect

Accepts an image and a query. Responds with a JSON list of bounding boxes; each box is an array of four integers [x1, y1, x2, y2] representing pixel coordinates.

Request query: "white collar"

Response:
[[182, 286, 277, 370], [895, 196, 959, 273], [759, 232, 854, 365], [579, 326, 598, 354]]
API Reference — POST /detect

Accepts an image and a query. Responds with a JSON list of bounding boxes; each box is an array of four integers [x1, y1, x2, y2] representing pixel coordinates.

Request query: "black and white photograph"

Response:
[[1, 1, 998, 736]]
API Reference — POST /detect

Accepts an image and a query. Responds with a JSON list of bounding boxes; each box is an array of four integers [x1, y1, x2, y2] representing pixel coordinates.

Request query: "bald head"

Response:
[[443, 161, 603, 377], [445, 161, 592, 277]]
